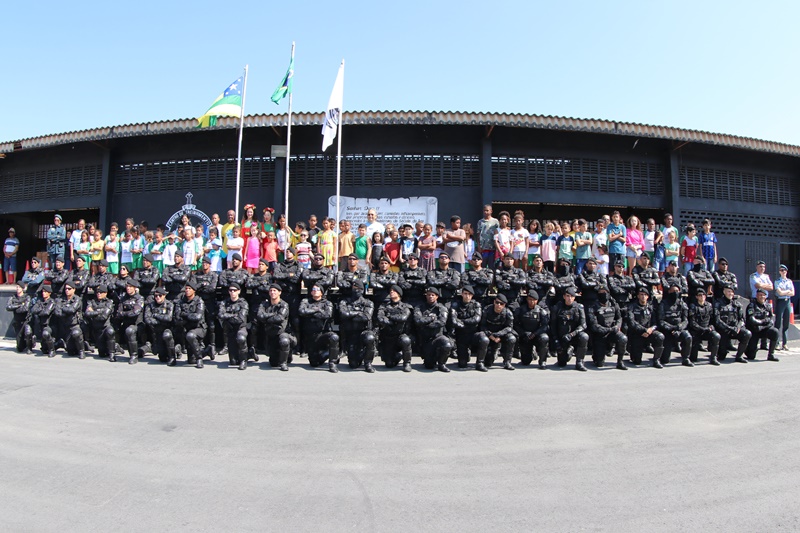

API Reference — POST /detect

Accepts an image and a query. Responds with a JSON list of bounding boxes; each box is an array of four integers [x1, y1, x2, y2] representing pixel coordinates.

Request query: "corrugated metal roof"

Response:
[[3, 111, 800, 158]]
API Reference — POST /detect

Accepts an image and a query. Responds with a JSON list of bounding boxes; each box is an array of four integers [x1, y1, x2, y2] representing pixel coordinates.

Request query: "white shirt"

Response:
[[366, 221, 385, 241], [591, 231, 607, 259], [163, 243, 177, 266]]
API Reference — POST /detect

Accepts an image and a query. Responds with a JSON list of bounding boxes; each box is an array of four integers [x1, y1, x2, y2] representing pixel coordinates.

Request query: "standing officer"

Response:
[[86, 260, 115, 302], [550, 287, 589, 371], [413, 287, 453, 372], [376, 285, 413, 372], [301, 253, 334, 297], [218, 282, 250, 370], [6, 282, 31, 353], [69, 256, 90, 297], [255, 284, 295, 371], [84, 285, 116, 360], [745, 289, 780, 361], [219, 253, 249, 290], [54, 281, 84, 359], [45, 256, 70, 299], [714, 286, 751, 363], [21, 257, 45, 297], [552, 258, 578, 308], [338, 280, 377, 372], [480, 292, 518, 370], [463, 252, 494, 306], [245, 259, 271, 358], [627, 287, 665, 367], [298, 284, 339, 372], [143, 287, 176, 363], [586, 285, 628, 370], [688, 288, 721, 365], [576, 257, 604, 308], [46, 214, 67, 269], [398, 255, 427, 308], [449, 285, 489, 371], [174, 280, 207, 368], [632, 255, 661, 297], [687, 256, 714, 296], [661, 260, 688, 298], [513, 290, 550, 368], [657, 284, 693, 367], [272, 248, 303, 348]]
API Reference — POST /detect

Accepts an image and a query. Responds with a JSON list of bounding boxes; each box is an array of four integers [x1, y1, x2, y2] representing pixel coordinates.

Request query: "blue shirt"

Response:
[[606, 223, 626, 254]]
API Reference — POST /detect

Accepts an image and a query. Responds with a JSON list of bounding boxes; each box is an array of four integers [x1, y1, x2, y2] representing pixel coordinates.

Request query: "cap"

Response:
[[211, 238, 222, 247], [559, 256, 571, 263], [154, 287, 167, 296], [310, 284, 323, 293], [638, 287, 649, 295], [352, 280, 365, 291], [55, 255, 65, 263], [167, 233, 176, 239], [756, 288, 768, 295], [96, 284, 108, 293], [269, 283, 282, 292], [230, 253, 242, 261], [75, 255, 85, 263], [202, 257, 211, 265], [564, 287, 577, 297], [694, 255, 705, 262], [313, 252, 324, 259], [228, 282, 241, 290], [16, 280, 26, 288], [143, 253, 154, 263], [54, 214, 62, 221], [259, 258, 269, 266], [126, 278, 141, 288], [348, 253, 358, 259], [495, 293, 508, 304], [586, 257, 597, 264], [471, 252, 482, 261], [8, 227, 15, 233], [40, 284, 53, 293], [757, 260, 766, 266], [461, 284, 475, 295], [718, 257, 728, 264], [184, 280, 198, 291], [389, 284, 403, 297], [407, 253, 418, 260], [174, 251, 183, 258], [425, 286, 441, 296], [379, 255, 389, 263], [30, 257, 40, 264], [527, 290, 540, 300], [668, 259, 678, 266], [439, 252, 449, 259], [614, 260, 625, 267], [285, 247, 296, 256], [65, 280, 77, 289], [780, 264, 788, 271], [696, 288, 707, 296], [503, 253, 514, 259], [99, 259, 108, 267]]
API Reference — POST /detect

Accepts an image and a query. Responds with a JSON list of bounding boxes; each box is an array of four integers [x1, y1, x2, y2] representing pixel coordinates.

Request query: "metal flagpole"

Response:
[[285, 43, 295, 222], [336, 59, 344, 227], [234, 64, 249, 218]]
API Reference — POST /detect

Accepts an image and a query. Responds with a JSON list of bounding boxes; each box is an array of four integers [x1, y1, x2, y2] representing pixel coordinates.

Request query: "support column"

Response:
[[98, 149, 112, 231], [481, 137, 492, 208], [666, 151, 681, 229]]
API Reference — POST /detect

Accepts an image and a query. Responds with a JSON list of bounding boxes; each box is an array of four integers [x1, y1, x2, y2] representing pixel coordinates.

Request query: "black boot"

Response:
[[196, 357, 203, 368], [616, 354, 627, 370], [503, 358, 515, 371], [129, 354, 138, 365], [279, 362, 289, 371], [329, 361, 339, 373], [364, 361, 375, 373], [575, 357, 587, 372], [768, 353, 780, 362], [681, 357, 694, 367], [402, 362, 412, 372], [238, 359, 247, 370], [476, 362, 488, 372], [437, 362, 451, 373]]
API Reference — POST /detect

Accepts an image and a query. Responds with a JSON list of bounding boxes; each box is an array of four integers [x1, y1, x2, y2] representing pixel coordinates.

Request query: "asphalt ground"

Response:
[[1, 338, 800, 532]]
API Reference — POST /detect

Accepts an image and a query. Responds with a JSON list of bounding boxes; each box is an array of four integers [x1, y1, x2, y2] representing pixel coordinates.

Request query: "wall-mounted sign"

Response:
[[328, 196, 438, 228]]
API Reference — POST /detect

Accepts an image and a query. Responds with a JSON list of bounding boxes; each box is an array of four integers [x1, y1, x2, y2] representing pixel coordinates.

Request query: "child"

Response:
[[275, 215, 294, 262], [149, 230, 165, 274], [556, 222, 575, 265], [680, 225, 698, 275], [595, 244, 609, 276], [263, 231, 278, 272], [399, 224, 418, 266], [163, 233, 178, 267], [296, 231, 312, 269], [244, 224, 261, 273], [90, 228, 105, 274], [698, 218, 718, 272], [337, 219, 355, 271], [226, 225, 244, 269], [317, 218, 338, 269], [663, 230, 680, 272], [354, 223, 369, 270], [383, 229, 401, 273], [368, 231, 384, 272], [462, 223, 475, 270], [434, 222, 446, 268], [120, 231, 134, 272], [291, 221, 306, 249], [540, 222, 558, 272], [104, 223, 120, 275], [418, 223, 436, 271], [573, 219, 593, 275], [510, 215, 530, 269], [207, 228, 223, 272], [130, 227, 144, 270], [527, 219, 541, 271]]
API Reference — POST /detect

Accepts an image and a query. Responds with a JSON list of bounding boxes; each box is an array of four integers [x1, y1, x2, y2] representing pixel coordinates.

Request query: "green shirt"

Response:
[[355, 235, 369, 259]]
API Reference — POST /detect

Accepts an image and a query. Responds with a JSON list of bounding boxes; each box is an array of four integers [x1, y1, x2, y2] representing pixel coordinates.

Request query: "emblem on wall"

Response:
[[165, 192, 213, 234]]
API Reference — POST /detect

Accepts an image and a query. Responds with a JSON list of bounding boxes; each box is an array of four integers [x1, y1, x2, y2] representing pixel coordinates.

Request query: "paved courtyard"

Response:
[[1, 339, 799, 532]]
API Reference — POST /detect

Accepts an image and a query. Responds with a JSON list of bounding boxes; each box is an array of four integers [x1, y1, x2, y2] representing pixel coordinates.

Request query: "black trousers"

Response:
[[378, 333, 412, 368], [746, 327, 779, 359]]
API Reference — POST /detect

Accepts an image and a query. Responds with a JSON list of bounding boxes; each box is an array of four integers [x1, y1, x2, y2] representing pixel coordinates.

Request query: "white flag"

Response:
[[321, 61, 344, 151]]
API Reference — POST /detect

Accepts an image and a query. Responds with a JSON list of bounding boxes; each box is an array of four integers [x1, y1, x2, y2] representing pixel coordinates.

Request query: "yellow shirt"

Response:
[[338, 231, 355, 257], [90, 239, 105, 261]]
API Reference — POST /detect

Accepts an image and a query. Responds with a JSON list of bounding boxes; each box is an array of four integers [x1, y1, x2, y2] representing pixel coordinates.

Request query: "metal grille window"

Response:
[[680, 210, 800, 240], [114, 157, 275, 193], [0, 165, 102, 202], [491, 156, 664, 195], [680, 166, 799, 206]]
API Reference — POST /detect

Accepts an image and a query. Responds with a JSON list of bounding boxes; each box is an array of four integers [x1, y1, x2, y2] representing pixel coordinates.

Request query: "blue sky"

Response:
[[2, 0, 798, 145]]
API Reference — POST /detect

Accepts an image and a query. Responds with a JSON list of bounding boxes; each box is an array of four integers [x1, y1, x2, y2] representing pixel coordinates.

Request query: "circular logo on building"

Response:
[[166, 192, 213, 235]]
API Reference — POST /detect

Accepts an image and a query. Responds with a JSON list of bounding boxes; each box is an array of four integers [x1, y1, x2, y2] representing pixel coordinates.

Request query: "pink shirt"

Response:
[[263, 240, 278, 263], [626, 229, 644, 249]]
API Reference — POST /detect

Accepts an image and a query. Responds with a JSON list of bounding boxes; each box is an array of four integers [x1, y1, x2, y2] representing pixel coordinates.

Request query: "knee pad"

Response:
[[278, 335, 291, 349], [186, 331, 197, 342], [23, 324, 33, 338], [476, 332, 490, 348], [126, 325, 138, 340], [575, 332, 589, 347], [236, 332, 248, 345], [41, 329, 52, 342], [163, 330, 173, 342], [651, 331, 665, 346], [104, 326, 115, 339], [71, 326, 83, 340], [398, 335, 412, 349], [362, 331, 376, 345]]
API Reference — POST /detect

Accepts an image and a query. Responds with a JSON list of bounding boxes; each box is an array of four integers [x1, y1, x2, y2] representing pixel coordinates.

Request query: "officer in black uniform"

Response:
[[54, 281, 85, 358], [370, 255, 399, 314], [174, 280, 207, 368], [576, 257, 604, 308], [271, 248, 304, 348], [714, 286, 751, 363], [414, 287, 453, 372], [627, 287, 665, 367], [448, 285, 489, 371], [586, 284, 628, 370], [425, 253, 461, 305], [69, 256, 90, 300], [338, 280, 377, 372], [463, 252, 494, 306], [688, 288, 721, 365], [115, 278, 144, 364], [6, 282, 31, 353], [162, 251, 190, 301], [494, 253, 526, 310], [481, 293, 518, 370], [661, 260, 688, 299], [28, 284, 57, 357], [712, 257, 738, 300], [134, 254, 160, 301], [687, 256, 714, 297], [336, 253, 370, 298], [45, 256, 70, 299], [632, 254, 661, 297], [745, 288, 780, 361], [657, 284, 693, 367], [301, 253, 334, 297], [513, 290, 550, 368], [246, 259, 272, 357], [86, 260, 115, 302], [194, 257, 220, 357], [607, 260, 636, 320], [143, 287, 175, 363], [552, 258, 578, 309], [84, 285, 116, 360], [376, 285, 413, 372], [218, 282, 250, 370], [298, 284, 339, 372], [527, 255, 556, 308], [114, 265, 135, 304], [255, 284, 295, 371], [398, 256, 427, 308], [550, 287, 589, 371]]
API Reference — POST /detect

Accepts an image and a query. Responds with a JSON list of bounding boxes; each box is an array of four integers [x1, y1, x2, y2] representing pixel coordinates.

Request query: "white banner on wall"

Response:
[[328, 196, 438, 228]]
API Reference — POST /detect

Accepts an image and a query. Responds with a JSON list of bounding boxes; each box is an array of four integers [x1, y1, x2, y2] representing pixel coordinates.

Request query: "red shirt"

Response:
[[384, 241, 401, 265]]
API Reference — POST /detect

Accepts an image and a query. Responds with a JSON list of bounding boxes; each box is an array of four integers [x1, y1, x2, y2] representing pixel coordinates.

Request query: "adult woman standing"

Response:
[[774, 264, 795, 351], [241, 204, 257, 257]]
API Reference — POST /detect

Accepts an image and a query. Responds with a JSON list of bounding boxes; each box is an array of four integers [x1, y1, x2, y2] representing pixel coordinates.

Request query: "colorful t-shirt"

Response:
[[574, 231, 592, 259], [355, 235, 369, 260], [698, 231, 717, 265], [556, 234, 575, 260], [606, 223, 626, 255]]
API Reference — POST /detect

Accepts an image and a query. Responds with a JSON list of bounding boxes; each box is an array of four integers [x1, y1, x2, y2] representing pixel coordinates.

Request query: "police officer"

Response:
[[426, 253, 461, 305], [687, 255, 714, 296], [6, 282, 31, 353], [632, 254, 661, 297], [513, 290, 550, 368], [21, 257, 44, 297], [463, 252, 494, 306], [86, 260, 115, 302], [657, 282, 693, 367], [143, 287, 176, 363], [607, 260, 636, 313], [495, 253, 526, 309], [552, 257, 578, 308], [174, 280, 207, 368], [162, 251, 190, 301], [272, 248, 303, 347], [712, 257, 738, 300], [481, 293, 518, 370], [586, 285, 628, 370], [414, 287, 453, 372], [69, 256, 90, 299], [338, 280, 377, 372], [246, 259, 272, 357], [114, 264, 135, 304], [688, 288, 721, 365], [134, 254, 160, 301], [370, 255, 399, 313], [28, 284, 57, 357], [336, 253, 369, 298], [301, 253, 334, 297], [54, 281, 84, 359], [298, 284, 339, 372], [449, 285, 489, 371], [219, 253, 250, 291], [576, 257, 604, 308], [661, 260, 688, 298], [527, 255, 556, 308], [45, 255, 70, 299], [745, 288, 780, 361], [550, 287, 589, 371], [714, 286, 751, 363], [218, 282, 250, 370], [84, 285, 116, 360], [376, 285, 413, 372], [115, 278, 144, 364], [627, 287, 665, 367], [398, 255, 428, 308], [255, 284, 295, 371], [194, 257, 220, 358]]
